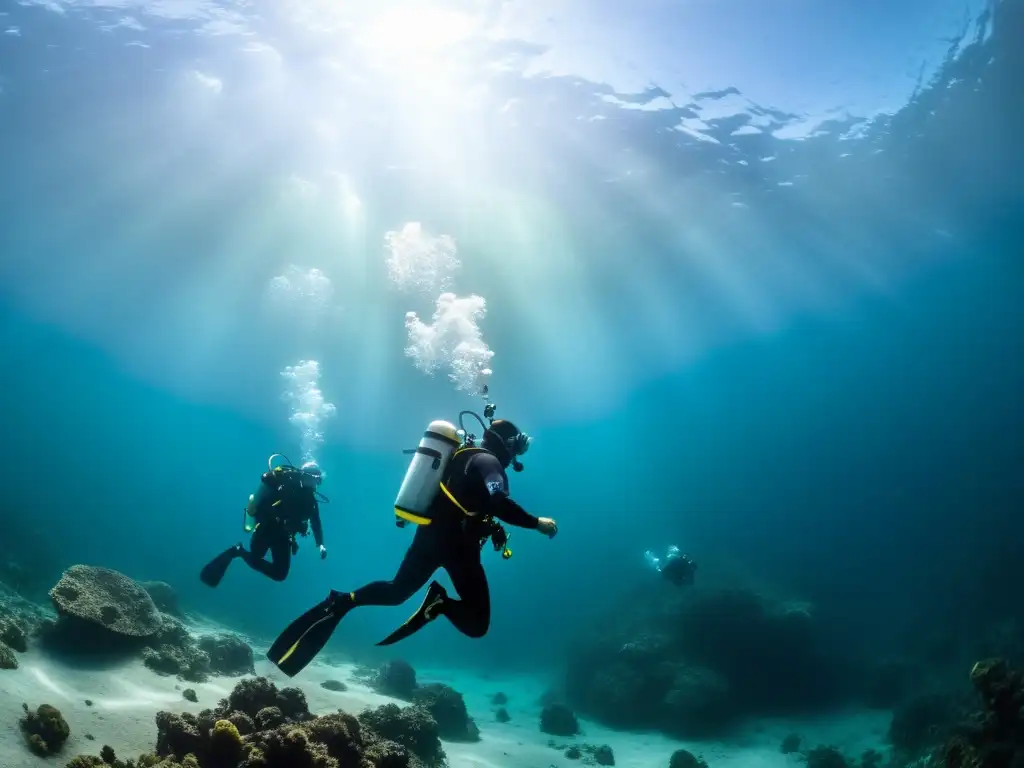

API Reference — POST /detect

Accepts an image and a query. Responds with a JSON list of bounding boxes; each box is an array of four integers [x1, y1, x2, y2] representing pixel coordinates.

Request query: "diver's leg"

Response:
[[350, 527, 439, 606], [264, 532, 292, 581], [440, 546, 491, 638], [239, 523, 290, 581]]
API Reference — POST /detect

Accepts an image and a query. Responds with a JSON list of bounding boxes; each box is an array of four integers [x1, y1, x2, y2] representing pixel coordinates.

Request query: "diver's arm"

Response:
[[310, 502, 324, 548], [472, 453, 540, 529], [489, 495, 539, 529]]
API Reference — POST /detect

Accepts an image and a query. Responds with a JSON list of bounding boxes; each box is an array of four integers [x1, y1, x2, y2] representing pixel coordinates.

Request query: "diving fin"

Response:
[[199, 545, 241, 588], [376, 581, 447, 647], [267, 591, 352, 677]]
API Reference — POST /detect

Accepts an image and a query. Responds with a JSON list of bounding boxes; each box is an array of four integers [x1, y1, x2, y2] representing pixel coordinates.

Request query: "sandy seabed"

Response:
[[0, 622, 891, 768]]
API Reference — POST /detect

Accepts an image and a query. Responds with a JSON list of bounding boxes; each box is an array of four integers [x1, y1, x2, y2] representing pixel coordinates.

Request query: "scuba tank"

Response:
[[394, 420, 461, 526], [243, 454, 292, 533]]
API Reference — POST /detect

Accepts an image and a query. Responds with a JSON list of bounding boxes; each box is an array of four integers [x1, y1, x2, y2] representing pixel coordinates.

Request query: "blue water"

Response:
[[1, 0, 1021, 697]]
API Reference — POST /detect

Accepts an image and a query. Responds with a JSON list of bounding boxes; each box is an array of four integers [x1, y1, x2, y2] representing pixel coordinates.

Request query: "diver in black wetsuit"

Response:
[[200, 459, 328, 587], [267, 418, 557, 677], [645, 545, 696, 587]]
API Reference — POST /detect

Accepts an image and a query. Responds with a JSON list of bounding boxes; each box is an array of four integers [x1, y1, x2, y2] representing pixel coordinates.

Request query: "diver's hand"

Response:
[[319, 545, 328, 560], [536, 517, 558, 538]]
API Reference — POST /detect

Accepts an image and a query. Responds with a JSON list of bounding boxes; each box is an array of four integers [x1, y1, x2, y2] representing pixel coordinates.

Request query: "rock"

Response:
[[182, 689, 198, 703], [496, 707, 510, 723], [781, 733, 801, 753], [321, 679, 348, 692], [412, 682, 480, 742], [20, 703, 70, 755], [806, 745, 849, 768], [491, 691, 508, 705], [140, 581, 181, 616], [197, 632, 255, 676], [374, 658, 418, 699], [1, 617, 28, 652], [541, 702, 580, 736], [582, 744, 615, 765], [566, 745, 582, 759], [660, 665, 734, 738], [0, 640, 17, 669], [669, 749, 708, 768], [48, 565, 161, 637]]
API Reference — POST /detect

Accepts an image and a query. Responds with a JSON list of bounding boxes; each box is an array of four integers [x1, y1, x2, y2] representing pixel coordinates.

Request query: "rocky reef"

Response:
[[941, 658, 1023, 768], [61, 676, 447, 768], [564, 582, 847, 737], [27, 564, 256, 683], [365, 659, 480, 741]]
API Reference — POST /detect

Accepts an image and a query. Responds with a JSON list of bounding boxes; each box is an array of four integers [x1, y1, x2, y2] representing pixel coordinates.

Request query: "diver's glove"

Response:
[[319, 545, 328, 560], [536, 517, 558, 538]]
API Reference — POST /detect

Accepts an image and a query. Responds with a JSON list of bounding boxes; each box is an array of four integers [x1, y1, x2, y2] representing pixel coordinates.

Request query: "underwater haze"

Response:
[[1, 0, 1023, 766]]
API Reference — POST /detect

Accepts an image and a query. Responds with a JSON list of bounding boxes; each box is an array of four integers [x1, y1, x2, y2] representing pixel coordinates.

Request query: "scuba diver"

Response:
[[645, 545, 697, 587], [267, 393, 557, 677], [199, 455, 329, 588]]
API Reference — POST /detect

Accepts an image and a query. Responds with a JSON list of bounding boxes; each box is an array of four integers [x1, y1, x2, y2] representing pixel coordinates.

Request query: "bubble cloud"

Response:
[[280, 359, 337, 463], [385, 222, 460, 294], [265, 265, 335, 328], [404, 292, 494, 394]]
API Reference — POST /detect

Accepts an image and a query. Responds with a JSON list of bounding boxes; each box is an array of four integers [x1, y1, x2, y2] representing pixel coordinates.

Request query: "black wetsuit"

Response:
[[241, 471, 324, 582], [662, 554, 695, 587], [350, 448, 537, 637]]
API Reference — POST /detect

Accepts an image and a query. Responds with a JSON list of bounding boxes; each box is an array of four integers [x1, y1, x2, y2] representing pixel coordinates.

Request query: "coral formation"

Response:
[[50, 565, 162, 638], [495, 707, 510, 723], [1, 638, 18, 668], [941, 657, 1024, 768], [143, 643, 211, 683], [64, 676, 444, 768], [359, 703, 446, 767], [142, 621, 255, 683], [41, 569, 255, 683], [183, 689, 198, 703], [21, 702, 71, 756], [541, 702, 580, 736], [197, 634, 255, 676], [411, 683, 480, 742], [593, 744, 615, 765], [1, 614, 29, 651], [491, 692, 508, 706]]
